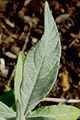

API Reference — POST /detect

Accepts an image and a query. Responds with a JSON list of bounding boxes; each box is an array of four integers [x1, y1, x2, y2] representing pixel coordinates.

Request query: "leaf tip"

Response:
[[45, 1, 49, 11]]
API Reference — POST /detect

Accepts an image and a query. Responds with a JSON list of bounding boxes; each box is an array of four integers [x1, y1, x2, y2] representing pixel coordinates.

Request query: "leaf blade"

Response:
[[14, 52, 25, 120], [27, 105, 80, 120], [21, 1, 61, 114], [0, 101, 16, 119], [14, 52, 24, 103]]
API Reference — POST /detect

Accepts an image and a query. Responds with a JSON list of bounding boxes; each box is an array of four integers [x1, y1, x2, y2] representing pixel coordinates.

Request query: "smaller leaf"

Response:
[[14, 51, 24, 103], [0, 101, 16, 119], [0, 118, 6, 120], [7, 118, 16, 120], [27, 105, 80, 120], [14, 52, 25, 120], [0, 90, 15, 107]]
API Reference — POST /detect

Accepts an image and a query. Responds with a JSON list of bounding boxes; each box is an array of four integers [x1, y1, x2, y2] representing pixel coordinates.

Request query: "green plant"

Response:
[[0, 1, 80, 120]]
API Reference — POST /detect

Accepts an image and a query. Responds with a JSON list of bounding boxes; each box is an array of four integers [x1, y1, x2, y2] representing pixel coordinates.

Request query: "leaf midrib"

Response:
[[24, 32, 52, 115]]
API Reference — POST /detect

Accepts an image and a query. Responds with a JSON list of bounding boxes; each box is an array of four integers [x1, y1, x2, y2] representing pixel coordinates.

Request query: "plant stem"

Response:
[[22, 32, 30, 52], [41, 97, 80, 103]]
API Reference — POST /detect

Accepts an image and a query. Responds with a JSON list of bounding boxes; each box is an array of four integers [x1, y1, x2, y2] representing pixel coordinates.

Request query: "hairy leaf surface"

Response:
[[14, 52, 24, 102], [0, 101, 16, 119], [14, 52, 25, 120], [21, 1, 61, 114], [0, 118, 6, 120], [27, 105, 80, 120]]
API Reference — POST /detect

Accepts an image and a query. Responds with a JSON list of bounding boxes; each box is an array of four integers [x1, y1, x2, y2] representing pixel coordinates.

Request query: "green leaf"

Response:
[[27, 105, 80, 120], [0, 101, 16, 119], [0, 90, 15, 107], [0, 118, 6, 120], [7, 118, 16, 120], [14, 51, 24, 103], [14, 52, 25, 120], [21, 1, 61, 114]]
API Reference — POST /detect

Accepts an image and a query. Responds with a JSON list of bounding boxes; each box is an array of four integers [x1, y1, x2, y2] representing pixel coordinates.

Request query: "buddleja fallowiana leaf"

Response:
[[14, 52, 25, 120], [0, 118, 6, 120], [14, 52, 24, 102], [0, 101, 16, 119], [21, 1, 61, 115], [27, 105, 80, 120]]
